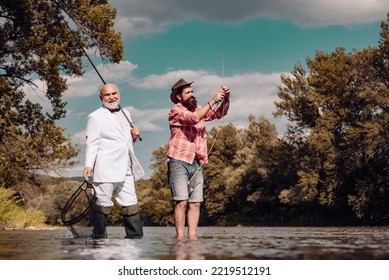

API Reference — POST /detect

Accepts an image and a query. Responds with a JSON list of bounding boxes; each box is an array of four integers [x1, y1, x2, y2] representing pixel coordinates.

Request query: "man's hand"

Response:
[[83, 167, 93, 180], [212, 89, 226, 104], [221, 85, 230, 99], [216, 85, 230, 118], [131, 127, 141, 142]]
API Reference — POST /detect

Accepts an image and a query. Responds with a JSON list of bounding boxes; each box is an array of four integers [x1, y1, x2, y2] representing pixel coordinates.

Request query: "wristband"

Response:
[[207, 102, 212, 110]]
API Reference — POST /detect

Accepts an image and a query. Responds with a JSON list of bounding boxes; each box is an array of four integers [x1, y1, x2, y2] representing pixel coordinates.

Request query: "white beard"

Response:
[[103, 100, 119, 110]]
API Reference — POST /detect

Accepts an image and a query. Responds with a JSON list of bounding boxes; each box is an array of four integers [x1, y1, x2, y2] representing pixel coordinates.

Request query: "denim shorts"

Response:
[[167, 158, 204, 202]]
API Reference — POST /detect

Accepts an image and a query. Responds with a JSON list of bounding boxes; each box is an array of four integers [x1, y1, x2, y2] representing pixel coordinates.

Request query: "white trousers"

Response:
[[93, 168, 138, 208]]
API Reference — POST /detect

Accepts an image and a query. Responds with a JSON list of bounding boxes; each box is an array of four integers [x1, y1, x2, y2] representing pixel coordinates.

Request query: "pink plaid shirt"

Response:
[[167, 103, 219, 164]]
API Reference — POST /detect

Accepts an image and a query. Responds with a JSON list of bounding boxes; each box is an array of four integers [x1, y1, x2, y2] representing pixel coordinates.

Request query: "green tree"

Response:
[[274, 15, 389, 222], [202, 117, 279, 225], [202, 123, 242, 224], [346, 16, 389, 221], [0, 0, 123, 187], [138, 145, 174, 226], [240, 115, 278, 205]]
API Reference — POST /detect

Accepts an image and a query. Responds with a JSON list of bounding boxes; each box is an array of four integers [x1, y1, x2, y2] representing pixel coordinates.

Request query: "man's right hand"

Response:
[[212, 90, 225, 103], [83, 167, 93, 180]]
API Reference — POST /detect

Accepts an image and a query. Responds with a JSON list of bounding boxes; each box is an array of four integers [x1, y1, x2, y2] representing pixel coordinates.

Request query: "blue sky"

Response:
[[27, 0, 388, 178]]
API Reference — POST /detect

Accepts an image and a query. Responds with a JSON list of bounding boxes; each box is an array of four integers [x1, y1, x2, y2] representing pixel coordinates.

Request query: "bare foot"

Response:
[[188, 235, 199, 241], [175, 235, 185, 240]]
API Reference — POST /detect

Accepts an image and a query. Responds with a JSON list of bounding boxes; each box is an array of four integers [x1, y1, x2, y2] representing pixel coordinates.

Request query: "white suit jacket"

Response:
[[85, 106, 145, 182]]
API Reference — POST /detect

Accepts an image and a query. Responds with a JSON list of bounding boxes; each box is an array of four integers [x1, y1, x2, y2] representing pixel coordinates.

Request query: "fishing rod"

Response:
[[55, 1, 142, 141], [53, 0, 106, 84], [120, 106, 142, 141], [62, 19, 106, 85]]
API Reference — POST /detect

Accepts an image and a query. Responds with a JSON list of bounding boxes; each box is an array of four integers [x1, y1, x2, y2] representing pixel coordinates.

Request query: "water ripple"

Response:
[[1, 226, 389, 259]]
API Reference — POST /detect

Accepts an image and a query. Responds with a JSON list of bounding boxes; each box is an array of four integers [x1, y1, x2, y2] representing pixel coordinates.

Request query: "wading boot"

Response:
[[92, 205, 111, 239], [121, 204, 143, 238]]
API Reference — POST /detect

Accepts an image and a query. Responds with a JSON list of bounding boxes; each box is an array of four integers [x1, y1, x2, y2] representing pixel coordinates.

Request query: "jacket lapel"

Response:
[[102, 109, 127, 138]]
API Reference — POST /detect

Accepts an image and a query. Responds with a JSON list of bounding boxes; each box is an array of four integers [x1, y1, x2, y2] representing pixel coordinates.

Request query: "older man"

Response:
[[167, 78, 230, 239], [83, 83, 144, 238]]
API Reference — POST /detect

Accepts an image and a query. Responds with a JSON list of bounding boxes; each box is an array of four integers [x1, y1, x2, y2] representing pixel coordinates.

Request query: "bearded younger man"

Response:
[[167, 78, 230, 240]]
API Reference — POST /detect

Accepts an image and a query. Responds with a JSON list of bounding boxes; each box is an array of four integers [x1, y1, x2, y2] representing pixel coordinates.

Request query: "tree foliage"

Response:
[[143, 14, 389, 226], [274, 15, 389, 221], [201, 118, 278, 224], [202, 123, 242, 223], [0, 0, 123, 187], [0, 186, 46, 229], [138, 145, 174, 226], [3, 3, 388, 227]]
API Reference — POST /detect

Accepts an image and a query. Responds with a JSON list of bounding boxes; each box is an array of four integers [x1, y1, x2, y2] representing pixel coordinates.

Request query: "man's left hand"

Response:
[[221, 85, 230, 99], [131, 127, 141, 142]]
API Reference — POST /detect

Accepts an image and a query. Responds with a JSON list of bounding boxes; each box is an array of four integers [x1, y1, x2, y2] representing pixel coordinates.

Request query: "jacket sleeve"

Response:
[[85, 115, 101, 168]]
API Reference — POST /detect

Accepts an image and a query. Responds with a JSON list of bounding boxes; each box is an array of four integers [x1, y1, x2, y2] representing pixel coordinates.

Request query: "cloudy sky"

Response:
[[50, 0, 387, 178]]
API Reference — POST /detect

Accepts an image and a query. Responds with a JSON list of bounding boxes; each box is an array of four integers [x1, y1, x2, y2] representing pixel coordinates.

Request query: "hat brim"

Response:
[[170, 81, 193, 103]]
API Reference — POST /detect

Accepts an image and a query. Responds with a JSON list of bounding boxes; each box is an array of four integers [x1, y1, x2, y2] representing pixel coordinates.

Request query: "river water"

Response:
[[0, 226, 389, 260]]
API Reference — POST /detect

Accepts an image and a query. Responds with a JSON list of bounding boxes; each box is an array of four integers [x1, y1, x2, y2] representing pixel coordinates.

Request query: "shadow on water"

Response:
[[1, 226, 389, 260]]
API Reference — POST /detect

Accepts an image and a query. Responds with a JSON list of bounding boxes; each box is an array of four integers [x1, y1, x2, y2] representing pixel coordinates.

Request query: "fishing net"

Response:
[[61, 180, 96, 238]]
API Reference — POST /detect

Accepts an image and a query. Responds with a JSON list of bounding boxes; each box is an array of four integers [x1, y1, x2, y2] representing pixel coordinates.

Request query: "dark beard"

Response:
[[183, 97, 197, 112]]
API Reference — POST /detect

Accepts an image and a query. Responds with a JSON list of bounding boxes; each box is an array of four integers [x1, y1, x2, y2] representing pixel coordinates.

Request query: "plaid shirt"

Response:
[[167, 103, 219, 164]]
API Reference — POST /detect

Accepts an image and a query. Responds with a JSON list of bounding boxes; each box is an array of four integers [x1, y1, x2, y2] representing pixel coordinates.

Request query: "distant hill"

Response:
[[70, 176, 85, 182]]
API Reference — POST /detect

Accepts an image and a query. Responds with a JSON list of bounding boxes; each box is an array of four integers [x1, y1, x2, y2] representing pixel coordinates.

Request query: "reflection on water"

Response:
[[0, 226, 389, 260], [171, 239, 207, 260]]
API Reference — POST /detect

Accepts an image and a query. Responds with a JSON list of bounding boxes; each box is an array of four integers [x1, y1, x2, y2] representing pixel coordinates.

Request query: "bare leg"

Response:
[[174, 200, 187, 239], [187, 202, 200, 240]]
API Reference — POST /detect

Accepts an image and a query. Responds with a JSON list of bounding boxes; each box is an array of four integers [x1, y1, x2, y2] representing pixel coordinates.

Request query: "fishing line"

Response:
[[220, 47, 225, 81], [187, 48, 229, 191]]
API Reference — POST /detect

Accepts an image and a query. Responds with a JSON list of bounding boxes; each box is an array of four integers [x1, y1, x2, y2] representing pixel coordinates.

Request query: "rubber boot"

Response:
[[92, 207, 109, 239], [123, 213, 143, 238], [120, 204, 143, 238]]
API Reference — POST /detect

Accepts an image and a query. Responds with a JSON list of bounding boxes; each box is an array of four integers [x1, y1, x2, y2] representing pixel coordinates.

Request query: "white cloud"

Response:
[[66, 109, 87, 121], [27, 57, 287, 135], [63, 61, 138, 98], [109, 0, 389, 40], [221, 72, 283, 124], [122, 106, 167, 132], [23, 61, 138, 112], [63, 68, 288, 178], [130, 70, 209, 90], [129, 69, 287, 132], [50, 0, 387, 179], [23, 80, 51, 111], [71, 130, 86, 146]]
